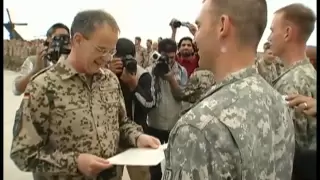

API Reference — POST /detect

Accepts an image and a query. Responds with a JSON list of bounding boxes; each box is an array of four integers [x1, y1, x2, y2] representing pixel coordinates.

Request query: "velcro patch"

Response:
[[13, 108, 23, 138]]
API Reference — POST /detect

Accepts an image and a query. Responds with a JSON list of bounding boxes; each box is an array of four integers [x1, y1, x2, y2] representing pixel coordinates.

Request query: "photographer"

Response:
[[108, 38, 154, 180], [12, 23, 70, 95], [170, 19, 199, 76], [146, 38, 188, 180]]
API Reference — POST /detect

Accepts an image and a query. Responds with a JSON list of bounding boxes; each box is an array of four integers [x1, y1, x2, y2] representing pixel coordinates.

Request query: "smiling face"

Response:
[[72, 24, 118, 74]]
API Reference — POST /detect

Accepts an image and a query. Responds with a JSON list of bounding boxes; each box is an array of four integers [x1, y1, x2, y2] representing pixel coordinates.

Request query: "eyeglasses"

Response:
[[82, 36, 117, 57], [93, 45, 117, 57]]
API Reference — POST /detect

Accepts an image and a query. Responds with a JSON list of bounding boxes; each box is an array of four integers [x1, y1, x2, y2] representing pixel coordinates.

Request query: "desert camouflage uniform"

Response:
[[135, 46, 150, 68], [163, 66, 295, 180], [273, 58, 317, 150], [255, 58, 278, 84], [180, 69, 215, 103], [10, 57, 143, 180]]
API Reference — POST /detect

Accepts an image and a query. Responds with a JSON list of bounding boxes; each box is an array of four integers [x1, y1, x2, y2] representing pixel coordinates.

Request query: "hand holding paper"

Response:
[[107, 144, 168, 166], [136, 134, 161, 148]]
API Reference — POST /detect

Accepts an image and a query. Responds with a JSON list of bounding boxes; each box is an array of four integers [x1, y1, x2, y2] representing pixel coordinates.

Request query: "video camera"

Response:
[[150, 51, 170, 77], [169, 18, 190, 29], [121, 55, 137, 74], [44, 34, 71, 63]]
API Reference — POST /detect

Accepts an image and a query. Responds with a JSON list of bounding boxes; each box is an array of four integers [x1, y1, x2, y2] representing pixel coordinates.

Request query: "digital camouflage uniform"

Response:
[[180, 69, 215, 103], [273, 58, 317, 150], [10, 57, 143, 180], [163, 66, 295, 180], [275, 58, 285, 76], [255, 58, 278, 85]]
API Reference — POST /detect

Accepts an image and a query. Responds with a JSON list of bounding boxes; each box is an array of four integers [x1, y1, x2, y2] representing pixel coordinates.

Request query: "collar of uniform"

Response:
[[212, 66, 257, 93], [288, 58, 310, 69], [281, 58, 310, 76], [54, 56, 79, 80], [272, 58, 310, 85], [55, 57, 106, 81]]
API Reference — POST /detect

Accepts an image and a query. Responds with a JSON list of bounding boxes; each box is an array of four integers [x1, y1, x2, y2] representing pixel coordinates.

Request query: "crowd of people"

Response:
[[4, 39, 44, 60], [8, 1, 317, 180], [4, 39, 44, 70]]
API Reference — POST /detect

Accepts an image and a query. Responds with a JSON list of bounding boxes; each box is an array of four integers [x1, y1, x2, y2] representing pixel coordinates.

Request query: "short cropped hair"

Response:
[[275, 3, 316, 42], [70, 10, 120, 38], [135, 37, 141, 41], [147, 39, 152, 44], [211, 0, 267, 47], [46, 23, 70, 38], [158, 38, 177, 53]]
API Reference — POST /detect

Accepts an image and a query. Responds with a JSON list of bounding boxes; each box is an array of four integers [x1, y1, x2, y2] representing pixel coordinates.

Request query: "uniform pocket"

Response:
[[50, 100, 91, 132]]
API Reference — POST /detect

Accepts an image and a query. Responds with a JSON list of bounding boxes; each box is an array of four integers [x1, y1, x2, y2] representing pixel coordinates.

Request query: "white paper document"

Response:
[[107, 144, 168, 166]]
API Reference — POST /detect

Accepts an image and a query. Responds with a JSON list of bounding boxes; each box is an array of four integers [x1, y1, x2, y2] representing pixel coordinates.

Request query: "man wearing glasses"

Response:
[[10, 9, 160, 180]]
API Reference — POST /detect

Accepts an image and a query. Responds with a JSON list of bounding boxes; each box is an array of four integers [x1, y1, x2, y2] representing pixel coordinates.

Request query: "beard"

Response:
[[180, 51, 193, 58]]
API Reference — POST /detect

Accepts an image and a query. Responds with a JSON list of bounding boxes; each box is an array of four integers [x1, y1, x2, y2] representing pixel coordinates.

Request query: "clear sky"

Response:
[[3, 0, 316, 51]]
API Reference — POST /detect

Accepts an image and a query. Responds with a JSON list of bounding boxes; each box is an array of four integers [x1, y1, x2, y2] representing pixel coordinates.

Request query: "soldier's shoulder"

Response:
[[102, 68, 121, 86], [30, 66, 57, 85], [175, 99, 237, 147], [176, 92, 231, 131], [289, 63, 316, 82], [190, 70, 214, 80]]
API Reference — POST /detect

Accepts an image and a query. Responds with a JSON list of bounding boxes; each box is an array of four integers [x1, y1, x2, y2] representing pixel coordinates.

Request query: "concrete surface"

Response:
[[3, 70, 130, 180]]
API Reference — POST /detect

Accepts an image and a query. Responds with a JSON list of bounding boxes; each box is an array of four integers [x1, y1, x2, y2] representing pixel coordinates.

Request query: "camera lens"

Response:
[[152, 54, 159, 59]]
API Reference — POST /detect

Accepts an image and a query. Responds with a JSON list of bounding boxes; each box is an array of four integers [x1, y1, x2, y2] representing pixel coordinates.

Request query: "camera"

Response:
[[150, 51, 170, 77], [169, 18, 190, 28], [97, 166, 117, 179], [121, 55, 137, 74], [44, 34, 71, 63]]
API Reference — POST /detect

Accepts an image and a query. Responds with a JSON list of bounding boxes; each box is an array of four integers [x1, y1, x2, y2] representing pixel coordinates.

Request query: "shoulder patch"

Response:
[[13, 108, 22, 138], [12, 94, 29, 138], [30, 66, 52, 81]]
